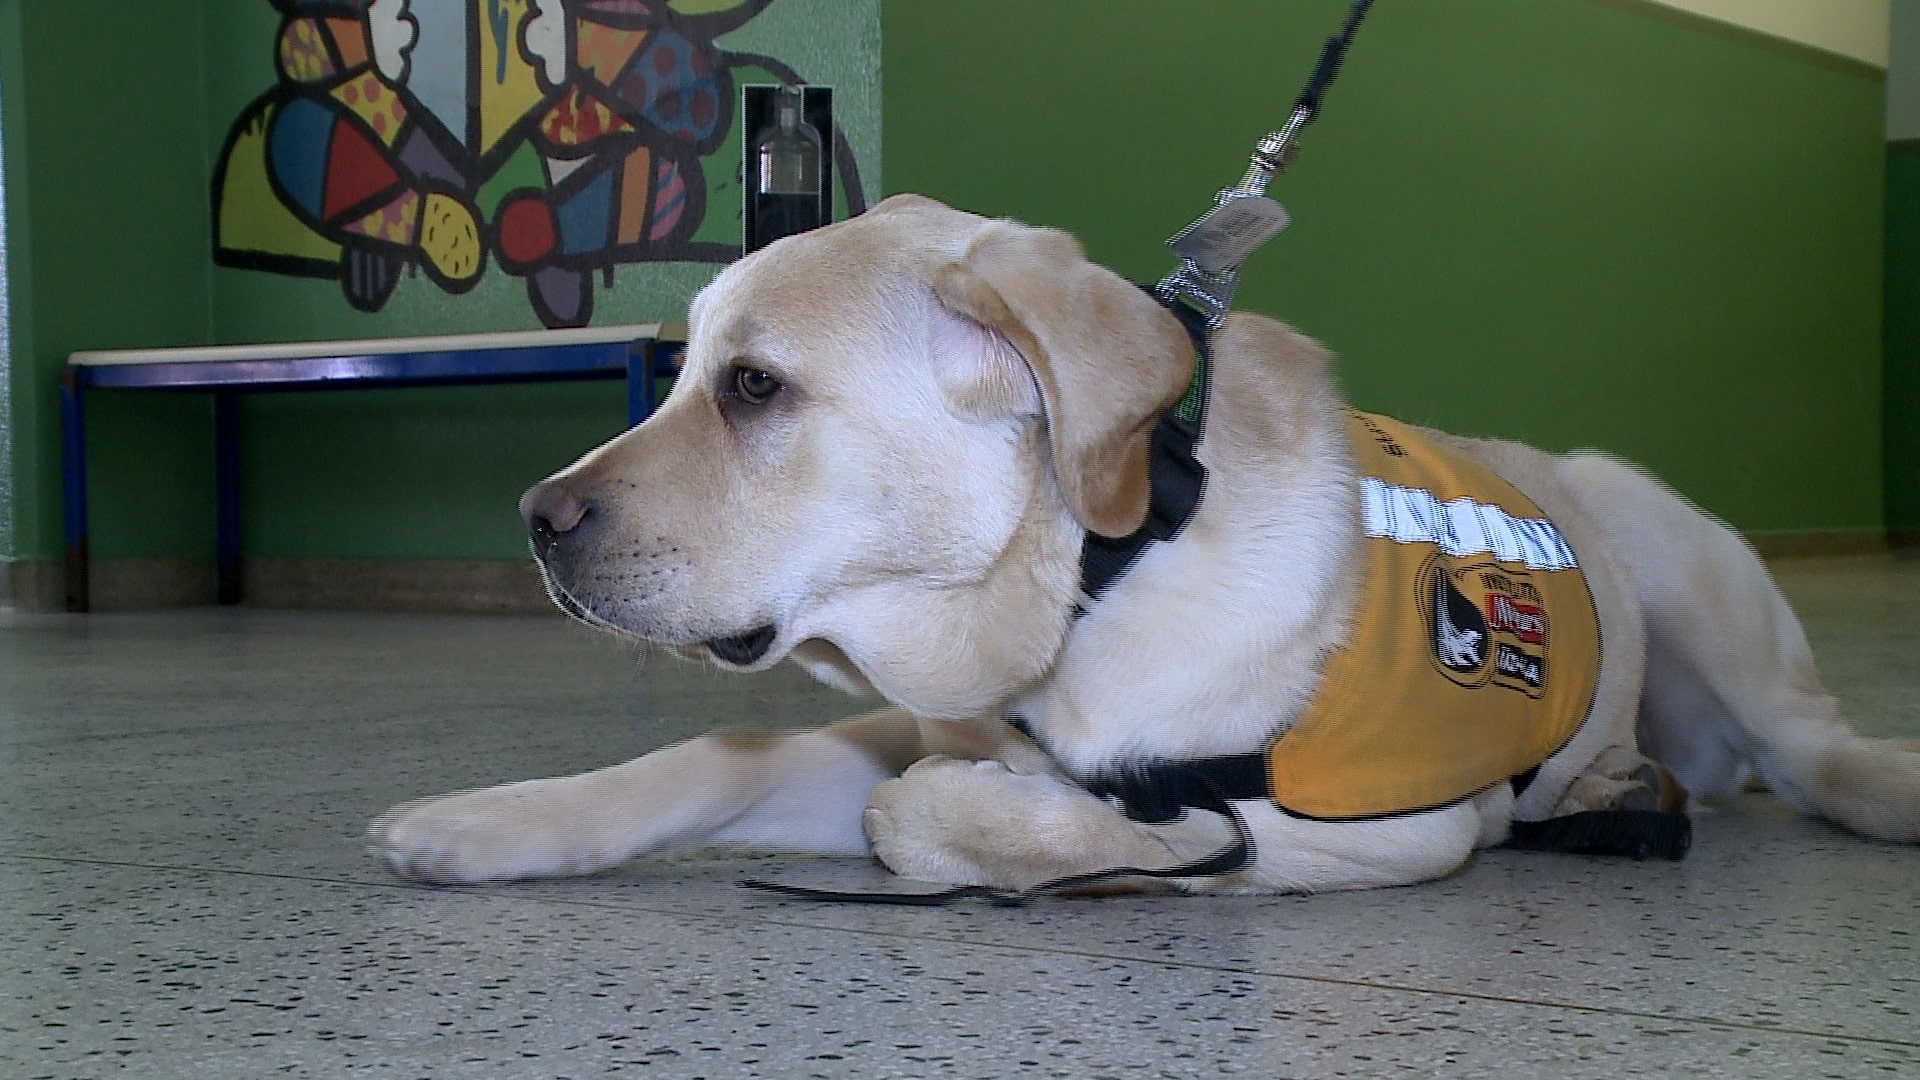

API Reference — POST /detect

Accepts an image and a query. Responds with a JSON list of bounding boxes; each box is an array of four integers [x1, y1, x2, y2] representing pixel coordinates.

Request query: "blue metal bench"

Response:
[[60, 324, 686, 613]]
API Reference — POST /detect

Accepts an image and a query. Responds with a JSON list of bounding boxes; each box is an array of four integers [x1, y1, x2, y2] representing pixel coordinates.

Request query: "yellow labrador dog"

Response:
[[370, 194, 1920, 894]]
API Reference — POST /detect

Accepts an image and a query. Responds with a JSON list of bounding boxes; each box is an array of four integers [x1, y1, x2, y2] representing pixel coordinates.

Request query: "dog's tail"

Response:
[[1734, 697, 1920, 843], [1556, 452, 1920, 843], [1770, 736, 1920, 842]]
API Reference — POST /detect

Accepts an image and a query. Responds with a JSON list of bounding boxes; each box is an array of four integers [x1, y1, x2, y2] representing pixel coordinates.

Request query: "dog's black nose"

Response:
[[520, 480, 590, 548]]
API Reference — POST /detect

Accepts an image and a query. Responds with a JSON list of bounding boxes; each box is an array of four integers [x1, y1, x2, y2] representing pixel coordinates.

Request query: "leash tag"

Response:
[[1167, 194, 1289, 274]]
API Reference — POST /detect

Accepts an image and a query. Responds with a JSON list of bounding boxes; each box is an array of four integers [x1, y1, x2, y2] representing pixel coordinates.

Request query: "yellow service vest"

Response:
[[1263, 411, 1602, 819]]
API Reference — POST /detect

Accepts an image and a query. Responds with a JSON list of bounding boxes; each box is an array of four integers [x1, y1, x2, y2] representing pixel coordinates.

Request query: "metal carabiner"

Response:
[[1156, 0, 1374, 327]]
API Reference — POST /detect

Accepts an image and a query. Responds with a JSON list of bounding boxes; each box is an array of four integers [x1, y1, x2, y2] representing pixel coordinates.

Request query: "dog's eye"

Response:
[[731, 366, 783, 405]]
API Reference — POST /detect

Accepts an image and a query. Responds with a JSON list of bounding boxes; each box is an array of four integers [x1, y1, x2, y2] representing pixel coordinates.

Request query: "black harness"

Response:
[[1043, 292, 1270, 828]]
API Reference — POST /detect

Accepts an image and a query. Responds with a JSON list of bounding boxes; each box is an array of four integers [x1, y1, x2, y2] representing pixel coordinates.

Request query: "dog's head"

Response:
[[521, 194, 1195, 717]]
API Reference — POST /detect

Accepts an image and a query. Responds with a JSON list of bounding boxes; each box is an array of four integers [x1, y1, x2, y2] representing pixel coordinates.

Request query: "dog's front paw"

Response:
[[368, 779, 624, 883], [863, 757, 1013, 888], [864, 757, 1155, 892]]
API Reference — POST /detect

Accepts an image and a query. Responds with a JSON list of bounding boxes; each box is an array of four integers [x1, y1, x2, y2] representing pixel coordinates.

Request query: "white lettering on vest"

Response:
[[1359, 478, 1578, 571]]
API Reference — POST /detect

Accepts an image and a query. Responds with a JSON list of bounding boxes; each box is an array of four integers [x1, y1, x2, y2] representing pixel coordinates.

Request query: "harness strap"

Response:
[[1084, 753, 1267, 823], [1085, 746, 1688, 860], [1085, 752, 1544, 824], [1077, 293, 1212, 611]]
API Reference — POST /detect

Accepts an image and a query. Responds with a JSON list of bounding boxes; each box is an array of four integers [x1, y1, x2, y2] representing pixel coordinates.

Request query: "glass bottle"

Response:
[[750, 85, 824, 249]]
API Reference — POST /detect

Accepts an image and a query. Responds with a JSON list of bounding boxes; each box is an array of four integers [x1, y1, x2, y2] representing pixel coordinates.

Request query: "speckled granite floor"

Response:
[[2, 554, 1916, 1078]]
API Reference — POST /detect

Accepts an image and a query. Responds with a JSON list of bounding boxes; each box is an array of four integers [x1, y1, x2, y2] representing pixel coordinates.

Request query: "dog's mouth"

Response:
[[535, 562, 629, 636], [705, 624, 778, 667], [536, 554, 779, 665], [549, 585, 589, 621]]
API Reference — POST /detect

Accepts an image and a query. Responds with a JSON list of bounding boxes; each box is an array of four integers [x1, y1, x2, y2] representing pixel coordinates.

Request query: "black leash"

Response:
[[737, 0, 1382, 909], [1159, 0, 1374, 326], [1298, 0, 1374, 123]]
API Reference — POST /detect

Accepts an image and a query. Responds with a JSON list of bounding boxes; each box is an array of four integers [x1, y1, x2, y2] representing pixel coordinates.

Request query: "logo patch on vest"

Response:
[[1258, 412, 1603, 820], [1420, 556, 1551, 698]]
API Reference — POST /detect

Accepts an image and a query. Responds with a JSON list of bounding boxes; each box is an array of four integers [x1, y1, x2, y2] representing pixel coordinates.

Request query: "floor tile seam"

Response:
[[643, 909, 1920, 1052], [0, 721, 405, 750], [10, 853, 1908, 1053], [0, 851, 442, 893], [0, 707, 460, 748]]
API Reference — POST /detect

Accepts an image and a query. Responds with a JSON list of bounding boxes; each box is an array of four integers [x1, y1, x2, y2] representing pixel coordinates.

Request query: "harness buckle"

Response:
[[1155, 262, 1234, 328]]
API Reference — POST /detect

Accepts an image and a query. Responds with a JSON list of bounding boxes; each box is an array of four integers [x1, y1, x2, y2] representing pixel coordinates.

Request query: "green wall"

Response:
[[1888, 1, 1920, 538], [1889, 142, 1920, 535], [2, 0, 218, 564], [0, 0, 1895, 579], [887, 0, 1887, 538], [0, 0, 21, 560]]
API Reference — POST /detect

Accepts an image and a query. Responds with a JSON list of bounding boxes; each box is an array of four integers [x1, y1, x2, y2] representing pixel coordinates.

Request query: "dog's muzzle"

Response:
[[518, 479, 779, 664]]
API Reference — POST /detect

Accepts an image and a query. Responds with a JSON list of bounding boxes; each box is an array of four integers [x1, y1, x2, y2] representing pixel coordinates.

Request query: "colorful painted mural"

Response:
[[212, 0, 867, 328]]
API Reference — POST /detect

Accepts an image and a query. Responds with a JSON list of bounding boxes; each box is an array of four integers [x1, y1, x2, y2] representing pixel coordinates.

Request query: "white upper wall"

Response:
[[1647, 0, 1889, 67], [1891, 0, 1920, 138]]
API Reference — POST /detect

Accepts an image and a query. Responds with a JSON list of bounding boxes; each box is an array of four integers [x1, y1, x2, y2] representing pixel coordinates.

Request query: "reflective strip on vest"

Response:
[[1263, 411, 1602, 819]]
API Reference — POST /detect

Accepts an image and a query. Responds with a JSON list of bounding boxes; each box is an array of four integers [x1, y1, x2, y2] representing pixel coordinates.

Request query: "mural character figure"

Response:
[[263, 0, 485, 311], [492, 0, 733, 326]]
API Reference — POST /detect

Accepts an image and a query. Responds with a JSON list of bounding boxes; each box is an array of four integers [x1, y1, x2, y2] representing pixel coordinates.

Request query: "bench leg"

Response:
[[215, 392, 241, 605], [60, 369, 89, 613], [654, 339, 684, 402], [628, 336, 689, 427], [627, 342, 652, 428]]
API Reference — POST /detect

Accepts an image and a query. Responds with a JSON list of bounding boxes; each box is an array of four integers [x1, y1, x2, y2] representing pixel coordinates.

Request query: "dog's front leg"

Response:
[[864, 757, 1489, 895], [370, 707, 967, 883]]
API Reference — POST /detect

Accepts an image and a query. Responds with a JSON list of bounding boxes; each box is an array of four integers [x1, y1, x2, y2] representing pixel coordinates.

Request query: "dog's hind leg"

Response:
[[370, 708, 1038, 883], [1557, 453, 1920, 842]]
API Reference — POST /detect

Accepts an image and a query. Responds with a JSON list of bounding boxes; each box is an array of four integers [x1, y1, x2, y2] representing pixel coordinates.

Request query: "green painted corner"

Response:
[[1, 0, 31, 562], [4, 0, 215, 563], [1886, 141, 1920, 533]]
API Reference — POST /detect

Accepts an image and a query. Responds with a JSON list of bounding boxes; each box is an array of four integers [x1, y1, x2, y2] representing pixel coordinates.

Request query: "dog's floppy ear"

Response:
[[931, 221, 1195, 538]]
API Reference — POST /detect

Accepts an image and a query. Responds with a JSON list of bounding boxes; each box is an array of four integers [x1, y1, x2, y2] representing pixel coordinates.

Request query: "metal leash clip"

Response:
[[1156, 0, 1374, 328]]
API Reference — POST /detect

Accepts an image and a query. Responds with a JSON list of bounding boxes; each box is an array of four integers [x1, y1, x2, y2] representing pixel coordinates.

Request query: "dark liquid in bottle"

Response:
[[752, 192, 824, 250]]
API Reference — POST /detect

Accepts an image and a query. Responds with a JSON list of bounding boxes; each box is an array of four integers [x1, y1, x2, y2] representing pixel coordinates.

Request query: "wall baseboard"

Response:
[[4, 534, 1908, 615], [0, 560, 58, 612], [1, 557, 214, 612], [1743, 530, 1891, 559], [242, 558, 554, 614]]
